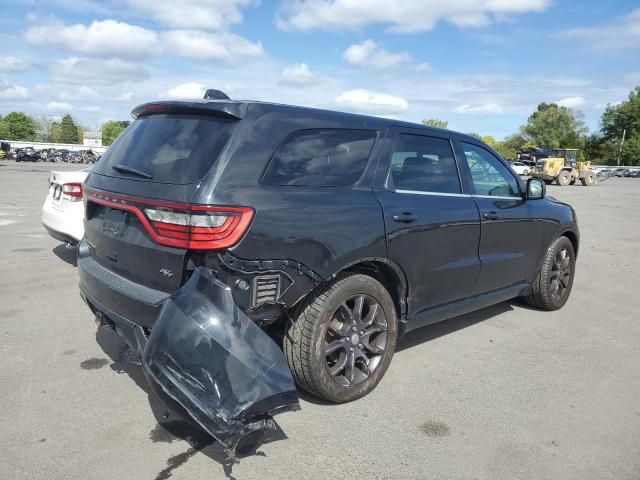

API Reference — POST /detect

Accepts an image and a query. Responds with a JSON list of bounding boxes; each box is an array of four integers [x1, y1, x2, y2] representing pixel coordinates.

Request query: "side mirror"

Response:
[[526, 177, 545, 200]]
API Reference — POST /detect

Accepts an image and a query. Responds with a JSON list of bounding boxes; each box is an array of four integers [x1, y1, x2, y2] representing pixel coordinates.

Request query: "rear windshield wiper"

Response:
[[112, 163, 153, 179]]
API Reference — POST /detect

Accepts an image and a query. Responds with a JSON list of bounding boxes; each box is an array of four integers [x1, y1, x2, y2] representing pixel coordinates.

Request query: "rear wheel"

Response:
[[284, 274, 398, 403], [556, 170, 571, 186], [581, 172, 596, 186], [525, 236, 575, 311]]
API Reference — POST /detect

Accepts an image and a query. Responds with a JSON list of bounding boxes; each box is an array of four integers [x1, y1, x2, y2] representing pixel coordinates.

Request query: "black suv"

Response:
[[78, 95, 579, 451]]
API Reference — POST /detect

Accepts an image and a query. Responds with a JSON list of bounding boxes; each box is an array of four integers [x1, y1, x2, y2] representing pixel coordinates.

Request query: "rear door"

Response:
[[455, 140, 542, 294], [375, 128, 481, 318]]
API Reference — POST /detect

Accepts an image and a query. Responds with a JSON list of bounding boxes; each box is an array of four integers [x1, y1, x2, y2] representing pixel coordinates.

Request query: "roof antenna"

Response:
[[203, 89, 230, 100]]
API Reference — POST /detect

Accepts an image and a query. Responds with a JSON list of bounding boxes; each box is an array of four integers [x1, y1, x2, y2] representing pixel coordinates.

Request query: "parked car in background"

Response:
[[629, 170, 640, 178], [42, 168, 90, 245], [509, 161, 531, 176], [15, 147, 39, 162], [77, 93, 580, 451]]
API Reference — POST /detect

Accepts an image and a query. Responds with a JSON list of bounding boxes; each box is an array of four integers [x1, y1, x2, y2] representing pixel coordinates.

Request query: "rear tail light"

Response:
[[85, 188, 254, 250], [63, 182, 83, 201]]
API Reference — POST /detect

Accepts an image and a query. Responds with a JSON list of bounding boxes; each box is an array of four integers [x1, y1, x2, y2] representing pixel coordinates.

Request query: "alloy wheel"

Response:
[[324, 294, 388, 387], [550, 248, 572, 302]]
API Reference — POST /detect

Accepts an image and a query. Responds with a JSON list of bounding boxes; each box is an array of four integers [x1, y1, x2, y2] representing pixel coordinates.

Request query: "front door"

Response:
[[375, 129, 481, 319], [456, 141, 542, 295]]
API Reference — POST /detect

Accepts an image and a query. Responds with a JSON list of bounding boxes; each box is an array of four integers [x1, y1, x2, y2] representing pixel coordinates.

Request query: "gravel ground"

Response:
[[1, 161, 639, 480]]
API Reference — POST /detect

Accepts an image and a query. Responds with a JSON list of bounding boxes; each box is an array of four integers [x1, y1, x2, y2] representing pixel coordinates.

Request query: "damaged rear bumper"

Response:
[[80, 264, 299, 451]]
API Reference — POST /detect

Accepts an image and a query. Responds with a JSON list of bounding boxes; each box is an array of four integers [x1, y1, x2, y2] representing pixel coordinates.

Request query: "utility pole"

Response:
[[617, 128, 626, 166]]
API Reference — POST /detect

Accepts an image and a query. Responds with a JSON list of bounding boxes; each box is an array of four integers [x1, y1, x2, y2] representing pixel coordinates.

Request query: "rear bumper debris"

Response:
[[106, 267, 299, 453]]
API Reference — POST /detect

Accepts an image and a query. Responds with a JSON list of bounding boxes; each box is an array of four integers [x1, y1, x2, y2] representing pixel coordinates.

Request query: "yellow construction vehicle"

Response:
[[531, 148, 597, 186]]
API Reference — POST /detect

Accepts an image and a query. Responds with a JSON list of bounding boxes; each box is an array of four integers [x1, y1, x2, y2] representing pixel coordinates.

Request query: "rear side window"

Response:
[[263, 129, 377, 186], [94, 114, 237, 184], [390, 134, 461, 194]]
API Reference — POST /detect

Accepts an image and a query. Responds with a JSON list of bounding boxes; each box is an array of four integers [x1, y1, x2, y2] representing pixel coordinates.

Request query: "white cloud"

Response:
[[162, 30, 263, 63], [454, 103, 503, 114], [279, 63, 316, 86], [333, 89, 409, 116], [51, 57, 150, 84], [343, 40, 411, 69], [277, 0, 551, 33], [127, 0, 253, 31], [24, 19, 160, 60], [0, 56, 31, 73], [557, 96, 586, 108], [0, 82, 30, 101], [559, 8, 640, 50], [164, 82, 205, 99], [46, 101, 74, 112]]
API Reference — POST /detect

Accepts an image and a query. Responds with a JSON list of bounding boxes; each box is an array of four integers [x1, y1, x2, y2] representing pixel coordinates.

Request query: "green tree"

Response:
[[101, 120, 128, 146], [601, 86, 640, 142], [0, 115, 8, 139], [466, 132, 482, 139], [59, 114, 80, 144], [422, 118, 448, 129], [521, 103, 588, 149], [620, 135, 640, 166], [1, 112, 36, 141]]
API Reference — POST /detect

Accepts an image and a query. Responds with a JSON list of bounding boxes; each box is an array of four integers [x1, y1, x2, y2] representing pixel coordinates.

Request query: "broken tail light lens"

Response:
[[62, 182, 83, 201], [85, 187, 254, 250]]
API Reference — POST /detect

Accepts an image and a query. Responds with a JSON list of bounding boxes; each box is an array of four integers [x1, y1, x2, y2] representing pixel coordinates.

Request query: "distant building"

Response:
[[83, 131, 102, 147]]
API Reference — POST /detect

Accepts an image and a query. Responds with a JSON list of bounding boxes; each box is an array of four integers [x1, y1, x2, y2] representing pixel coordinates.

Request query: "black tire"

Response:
[[525, 236, 576, 311], [581, 172, 596, 186], [556, 170, 571, 186], [284, 274, 398, 403]]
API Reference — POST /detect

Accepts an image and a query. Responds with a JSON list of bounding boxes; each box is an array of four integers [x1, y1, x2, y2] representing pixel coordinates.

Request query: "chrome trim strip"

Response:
[[394, 189, 470, 198], [394, 189, 523, 201]]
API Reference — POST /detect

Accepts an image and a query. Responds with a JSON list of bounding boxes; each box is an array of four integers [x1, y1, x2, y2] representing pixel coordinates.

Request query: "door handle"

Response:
[[393, 212, 417, 223], [482, 211, 499, 220]]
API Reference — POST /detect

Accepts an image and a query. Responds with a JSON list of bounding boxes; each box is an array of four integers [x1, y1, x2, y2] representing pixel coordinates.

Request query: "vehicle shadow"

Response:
[[396, 301, 516, 352], [53, 244, 77, 267], [94, 326, 283, 479], [300, 300, 519, 406]]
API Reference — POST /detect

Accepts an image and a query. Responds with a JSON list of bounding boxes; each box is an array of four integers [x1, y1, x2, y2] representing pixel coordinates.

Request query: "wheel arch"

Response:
[[328, 257, 408, 324], [559, 228, 580, 257]]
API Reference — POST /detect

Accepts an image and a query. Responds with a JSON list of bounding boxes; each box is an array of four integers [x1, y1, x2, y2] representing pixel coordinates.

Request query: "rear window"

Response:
[[94, 114, 237, 184], [262, 129, 377, 186]]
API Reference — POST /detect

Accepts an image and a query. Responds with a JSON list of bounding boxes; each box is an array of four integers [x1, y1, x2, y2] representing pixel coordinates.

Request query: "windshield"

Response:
[[94, 114, 238, 184]]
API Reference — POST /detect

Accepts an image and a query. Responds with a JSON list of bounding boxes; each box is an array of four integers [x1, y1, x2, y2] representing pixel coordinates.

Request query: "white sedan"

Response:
[[510, 161, 531, 176], [42, 168, 90, 246]]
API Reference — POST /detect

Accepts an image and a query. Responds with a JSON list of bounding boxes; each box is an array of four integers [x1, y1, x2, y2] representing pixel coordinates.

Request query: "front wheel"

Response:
[[284, 274, 398, 403], [524, 236, 576, 311], [556, 171, 571, 186], [581, 172, 596, 186]]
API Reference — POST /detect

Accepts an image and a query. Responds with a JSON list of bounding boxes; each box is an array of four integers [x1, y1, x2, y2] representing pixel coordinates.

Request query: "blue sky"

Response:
[[1, 0, 639, 139]]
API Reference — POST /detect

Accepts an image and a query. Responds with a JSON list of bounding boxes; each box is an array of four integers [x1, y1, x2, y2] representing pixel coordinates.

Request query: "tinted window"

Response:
[[390, 134, 460, 193], [462, 143, 520, 197], [263, 129, 377, 186], [95, 114, 237, 184]]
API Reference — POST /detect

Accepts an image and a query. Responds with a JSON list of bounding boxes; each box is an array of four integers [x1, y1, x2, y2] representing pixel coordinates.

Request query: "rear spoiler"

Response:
[[131, 101, 244, 121]]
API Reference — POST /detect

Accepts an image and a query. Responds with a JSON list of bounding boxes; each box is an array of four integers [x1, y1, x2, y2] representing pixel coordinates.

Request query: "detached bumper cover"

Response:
[[135, 267, 299, 451]]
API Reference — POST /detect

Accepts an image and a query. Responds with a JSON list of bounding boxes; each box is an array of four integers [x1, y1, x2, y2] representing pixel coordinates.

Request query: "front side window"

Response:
[[389, 134, 461, 194], [462, 143, 520, 197], [263, 129, 377, 186]]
